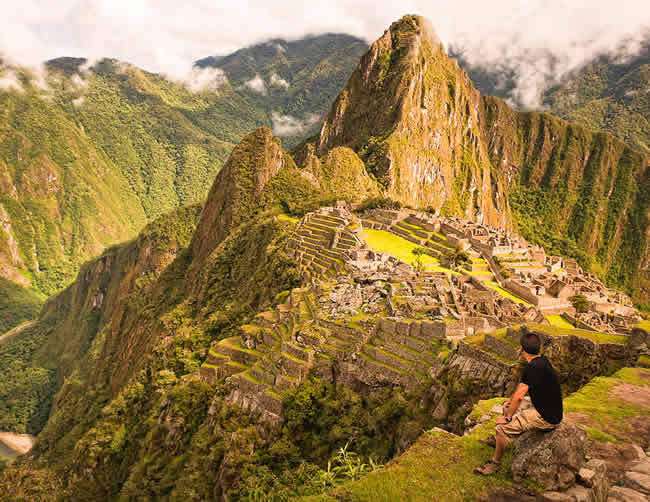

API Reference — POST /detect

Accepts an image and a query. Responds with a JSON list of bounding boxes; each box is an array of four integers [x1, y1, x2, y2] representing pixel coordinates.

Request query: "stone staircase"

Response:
[[199, 284, 375, 422], [287, 210, 360, 281], [461, 256, 494, 282]]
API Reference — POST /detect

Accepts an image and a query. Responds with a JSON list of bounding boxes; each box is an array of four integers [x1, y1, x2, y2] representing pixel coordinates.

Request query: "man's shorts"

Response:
[[495, 407, 557, 445]]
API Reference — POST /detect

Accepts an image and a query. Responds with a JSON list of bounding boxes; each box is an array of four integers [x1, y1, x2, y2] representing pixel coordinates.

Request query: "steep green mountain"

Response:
[[0, 34, 366, 331], [453, 37, 650, 154], [0, 278, 44, 334], [0, 16, 648, 502], [542, 39, 650, 154], [196, 34, 368, 145], [298, 16, 649, 305]]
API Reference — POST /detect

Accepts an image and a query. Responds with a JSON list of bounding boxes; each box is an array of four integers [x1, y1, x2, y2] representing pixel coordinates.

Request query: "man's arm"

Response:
[[497, 383, 529, 424]]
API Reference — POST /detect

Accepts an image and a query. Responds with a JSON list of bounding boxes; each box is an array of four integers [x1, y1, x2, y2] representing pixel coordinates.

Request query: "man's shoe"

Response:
[[473, 459, 501, 475], [479, 435, 496, 448]]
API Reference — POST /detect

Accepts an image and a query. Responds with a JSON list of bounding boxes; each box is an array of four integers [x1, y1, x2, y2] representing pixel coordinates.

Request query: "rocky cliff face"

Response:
[[311, 15, 510, 227], [482, 97, 650, 304]]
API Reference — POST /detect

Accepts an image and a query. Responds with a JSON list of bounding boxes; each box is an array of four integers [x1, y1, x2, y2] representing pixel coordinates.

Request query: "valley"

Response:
[[0, 13, 649, 502]]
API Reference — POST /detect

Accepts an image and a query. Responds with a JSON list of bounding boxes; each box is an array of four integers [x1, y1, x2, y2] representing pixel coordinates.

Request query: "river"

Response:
[[0, 432, 35, 463]]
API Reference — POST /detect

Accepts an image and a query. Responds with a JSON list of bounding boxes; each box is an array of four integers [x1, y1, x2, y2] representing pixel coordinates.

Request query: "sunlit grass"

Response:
[[545, 315, 574, 329], [526, 323, 628, 345], [299, 368, 650, 502], [485, 282, 531, 306], [362, 229, 440, 268], [635, 319, 650, 331]]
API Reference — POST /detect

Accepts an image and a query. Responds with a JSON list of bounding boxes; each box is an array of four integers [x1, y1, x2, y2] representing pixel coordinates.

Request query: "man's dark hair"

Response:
[[520, 332, 541, 355]]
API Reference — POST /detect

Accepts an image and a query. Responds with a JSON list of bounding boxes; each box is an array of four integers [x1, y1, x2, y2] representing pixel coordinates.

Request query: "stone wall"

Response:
[[483, 334, 520, 360]]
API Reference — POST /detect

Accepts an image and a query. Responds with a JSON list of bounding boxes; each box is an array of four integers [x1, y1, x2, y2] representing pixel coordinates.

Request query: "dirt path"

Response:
[[0, 320, 36, 345]]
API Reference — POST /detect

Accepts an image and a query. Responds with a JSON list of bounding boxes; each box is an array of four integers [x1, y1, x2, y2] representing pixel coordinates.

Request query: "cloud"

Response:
[[270, 73, 289, 89], [271, 112, 320, 136], [0, 70, 23, 92], [182, 66, 228, 92], [0, 1, 648, 106], [243, 74, 267, 95], [70, 73, 88, 89]]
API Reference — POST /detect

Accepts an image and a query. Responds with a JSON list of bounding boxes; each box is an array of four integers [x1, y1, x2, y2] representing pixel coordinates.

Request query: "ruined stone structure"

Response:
[[199, 205, 646, 425]]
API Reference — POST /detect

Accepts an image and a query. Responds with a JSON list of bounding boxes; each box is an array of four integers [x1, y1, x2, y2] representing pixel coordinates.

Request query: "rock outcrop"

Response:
[[512, 423, 587, 491]]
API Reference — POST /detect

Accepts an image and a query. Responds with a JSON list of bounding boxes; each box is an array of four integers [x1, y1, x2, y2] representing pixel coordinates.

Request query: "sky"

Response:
[[1, 0, 649, 106]]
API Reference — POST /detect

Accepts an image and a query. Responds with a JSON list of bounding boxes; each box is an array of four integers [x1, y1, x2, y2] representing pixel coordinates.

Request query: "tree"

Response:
[[448, 247, 470, 271], [411, 247, 428, 272], [569, 294, 590, 313]]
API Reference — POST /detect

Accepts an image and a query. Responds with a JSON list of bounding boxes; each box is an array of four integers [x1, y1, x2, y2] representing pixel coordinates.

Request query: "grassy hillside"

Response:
[[0, 278, 44, 334], [0, 35, 366, 329]]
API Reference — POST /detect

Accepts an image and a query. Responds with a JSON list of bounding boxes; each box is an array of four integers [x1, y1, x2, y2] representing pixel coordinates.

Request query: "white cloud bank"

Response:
[[271, 112, 320, 136], [270, 73, 290, 89], [0, 1, 649, 105], [183, 66, 228, 92], [243, 74, 267, 95], [0, 70, 23, 92]]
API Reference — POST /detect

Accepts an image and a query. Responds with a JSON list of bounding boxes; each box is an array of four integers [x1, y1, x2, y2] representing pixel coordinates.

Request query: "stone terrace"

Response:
[[199, 206, 648, 424], [286, 207, 361, 282]]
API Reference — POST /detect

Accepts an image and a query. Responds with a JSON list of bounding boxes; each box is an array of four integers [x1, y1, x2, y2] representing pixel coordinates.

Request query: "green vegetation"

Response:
[[304, 368, 649, 501], [457, 39, 650, 154], [525, 323, 628, 345], [300, 424, 516, 502], [0, 320, 56, 434], [545, 315, 575, 329], [635, 319, 650, 331], [361, 229, 440, 269], [0, 278, 44, 333], [1, 16, 649, 502], [569, 295, 590, 313], [0, 34, 366, 307], [563, 368, 650, 441]]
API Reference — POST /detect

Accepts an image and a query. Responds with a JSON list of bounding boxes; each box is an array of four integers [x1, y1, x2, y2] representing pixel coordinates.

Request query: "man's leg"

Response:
[[492, 428, 508, 463]]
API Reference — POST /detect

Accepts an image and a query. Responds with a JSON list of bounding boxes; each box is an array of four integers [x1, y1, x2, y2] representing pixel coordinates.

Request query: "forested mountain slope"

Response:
[[454, 37, 650, 154], [0, 15, 648, 502], [298, 16, 649, 306], [0, 35, 366, 330]]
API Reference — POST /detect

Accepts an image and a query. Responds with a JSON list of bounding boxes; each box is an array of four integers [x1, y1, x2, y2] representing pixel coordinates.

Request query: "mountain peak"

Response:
[[189, 127, 295, 275], [313, 15, 507, 227]]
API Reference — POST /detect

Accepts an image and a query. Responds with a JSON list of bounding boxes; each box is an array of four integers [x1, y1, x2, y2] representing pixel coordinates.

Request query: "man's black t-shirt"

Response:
[[521, 355, 563, 424]]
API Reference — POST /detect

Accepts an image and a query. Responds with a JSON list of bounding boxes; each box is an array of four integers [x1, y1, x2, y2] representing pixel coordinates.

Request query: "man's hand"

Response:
[[503, 399, 511, 410], [495, 416, 508, 425]]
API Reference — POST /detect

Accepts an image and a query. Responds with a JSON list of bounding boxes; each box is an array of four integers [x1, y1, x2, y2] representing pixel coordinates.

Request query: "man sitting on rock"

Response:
[[474, 331, 563, 475]]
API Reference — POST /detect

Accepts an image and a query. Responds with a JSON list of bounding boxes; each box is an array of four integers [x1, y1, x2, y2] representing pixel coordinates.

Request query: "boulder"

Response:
[[577, 459, 608, 502], [607, 486, 647, 502], [512, 423, 587, 491], [563, 486, 590, 502], [623, 471, 650, 495], [536, 492, 573, 502], [629, 457, 650, 476]]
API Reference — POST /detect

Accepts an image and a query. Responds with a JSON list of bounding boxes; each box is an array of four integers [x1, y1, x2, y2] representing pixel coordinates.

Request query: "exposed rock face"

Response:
[[608, 486, 648, 502], [511, 423, 587, 491], [310, 15, 509, 227], [189, 127, 298, 277]]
